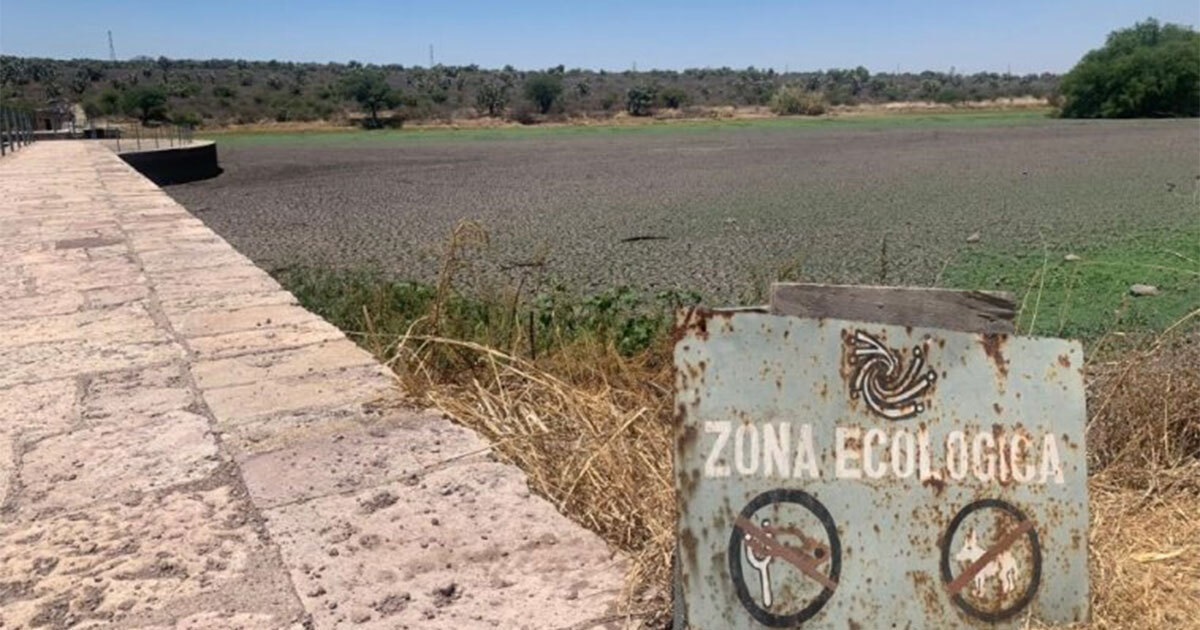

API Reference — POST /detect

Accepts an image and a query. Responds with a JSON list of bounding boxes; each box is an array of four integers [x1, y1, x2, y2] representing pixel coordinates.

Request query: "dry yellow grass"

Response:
[[195, 98, 1052, 134], [363, 224, 1198, 628], [379, 323, 1197, 628]]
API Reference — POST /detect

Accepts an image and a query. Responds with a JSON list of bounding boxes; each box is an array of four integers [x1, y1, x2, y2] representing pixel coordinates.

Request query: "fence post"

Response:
[[136, 124, 141, 151]]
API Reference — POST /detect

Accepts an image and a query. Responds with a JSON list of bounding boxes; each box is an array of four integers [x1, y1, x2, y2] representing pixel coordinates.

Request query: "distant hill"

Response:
[[0, 56, 1060, 127]]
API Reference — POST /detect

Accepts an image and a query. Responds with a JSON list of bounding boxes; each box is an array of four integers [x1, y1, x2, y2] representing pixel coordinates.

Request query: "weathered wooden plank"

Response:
[[769, 283, 1016, 334]]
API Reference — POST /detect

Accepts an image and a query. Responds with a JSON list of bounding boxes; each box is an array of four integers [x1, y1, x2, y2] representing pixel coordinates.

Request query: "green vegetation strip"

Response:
[[275, 228, 1198, 362], [941, 228, 1199, 341], [204, 109, 1052, 146]]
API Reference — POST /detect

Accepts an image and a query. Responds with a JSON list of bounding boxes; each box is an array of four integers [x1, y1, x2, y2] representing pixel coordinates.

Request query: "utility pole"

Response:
[[429, 44, 434, 67], [108, 30, 116, 61]]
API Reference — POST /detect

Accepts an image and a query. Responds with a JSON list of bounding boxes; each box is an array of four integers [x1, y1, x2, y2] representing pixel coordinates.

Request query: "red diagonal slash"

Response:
[[735, 516, 838, 591], [767, 524, 832, 562], [946, 519, 1036, 596]]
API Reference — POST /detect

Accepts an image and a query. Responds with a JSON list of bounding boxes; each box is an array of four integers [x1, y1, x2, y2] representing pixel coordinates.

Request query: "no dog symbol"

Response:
[[728, 489, 841, 627], [940, 499, 1042, 622]]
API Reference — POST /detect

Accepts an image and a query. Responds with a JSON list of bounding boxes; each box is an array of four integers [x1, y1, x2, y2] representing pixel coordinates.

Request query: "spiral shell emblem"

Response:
[[846, 330, 937, 420]]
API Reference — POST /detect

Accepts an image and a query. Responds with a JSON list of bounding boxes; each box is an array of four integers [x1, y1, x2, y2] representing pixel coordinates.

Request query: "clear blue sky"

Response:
[[1, 0, 1196, 73]]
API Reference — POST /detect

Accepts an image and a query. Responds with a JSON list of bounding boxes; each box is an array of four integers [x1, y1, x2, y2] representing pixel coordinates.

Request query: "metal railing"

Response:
[[104, 121, 197, 153], [0, 105, 35, 156]]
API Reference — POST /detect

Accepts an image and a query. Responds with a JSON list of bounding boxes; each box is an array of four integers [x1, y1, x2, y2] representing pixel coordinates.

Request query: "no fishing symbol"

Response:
[[940, 499, 1043, 622], [729, 489, 841, 627]]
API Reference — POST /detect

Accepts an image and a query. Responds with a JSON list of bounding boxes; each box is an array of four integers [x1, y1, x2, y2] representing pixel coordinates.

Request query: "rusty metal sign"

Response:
[[674, 309, 1089, 628]]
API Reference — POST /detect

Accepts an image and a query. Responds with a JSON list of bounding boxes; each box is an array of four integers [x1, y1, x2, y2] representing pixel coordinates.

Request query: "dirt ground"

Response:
[[167, 118, 1197, 301]]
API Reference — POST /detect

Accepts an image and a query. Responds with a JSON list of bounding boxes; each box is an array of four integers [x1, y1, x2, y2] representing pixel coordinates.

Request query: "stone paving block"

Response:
[[239, 415, 426, 509], [13, 247, 91, 266], [159, 290, 298, 316], [0, 302, 162, 349], [186, 319, 345, 360], [218, 404, 374, 462], [192, 340, 377, 390], [124, 217, 208, 233], [83, 364, 194, 424], [129, 236, 229, 257], [85, 283, 151, 308], [385, 407, 495, 470], [139, 248, 253, 274], [0, 337, 181, 389], [0, 271, 31, 299], [123, 612, 305, 630], [0, 431, 13, 506], [78, 244, 131, 260], [153, 266, 282, 301], [17, 410, 220, 516], [171, 301, 320, 339], [0, 484, 304, 629], [201, 364, 394, 426], [0, 378, 78, 442], [261, 461, 624, 630], [0, 290, 86, 321], [26, 257, 145, 294]]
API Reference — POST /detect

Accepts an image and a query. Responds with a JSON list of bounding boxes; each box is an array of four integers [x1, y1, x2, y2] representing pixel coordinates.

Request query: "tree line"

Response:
[[0, 55, 1058, 127], [1, 18, 1193, 127]]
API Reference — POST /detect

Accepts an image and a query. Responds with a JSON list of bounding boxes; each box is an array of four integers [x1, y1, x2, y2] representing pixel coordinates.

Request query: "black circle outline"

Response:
[[939, 498, 1042, 622], [728, 488, 841, 627]]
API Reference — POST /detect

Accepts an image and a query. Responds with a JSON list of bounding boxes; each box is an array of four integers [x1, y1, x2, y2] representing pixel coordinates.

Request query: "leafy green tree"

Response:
[[625, 85, 656, 116], [340, 68, 399, 127], [70, 68, 90, 97], [659, 86, 688, 109], [1060, 18, 1200, 118], [121, 86, 168, 123], [98, 89, 122, 115], [769, 85, 827, 115], [81, 100, 102, 122], [523, 73, 562, 114], [474, 80, 509, 117]]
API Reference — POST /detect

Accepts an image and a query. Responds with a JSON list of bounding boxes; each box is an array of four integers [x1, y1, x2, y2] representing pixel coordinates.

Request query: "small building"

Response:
[[33, 100, 75, 131]]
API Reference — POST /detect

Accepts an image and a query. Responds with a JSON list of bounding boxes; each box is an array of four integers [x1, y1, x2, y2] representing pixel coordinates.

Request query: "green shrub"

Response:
[[81, 100, 102, 121], [659, 86, 688, 109], [1060, 18, 1200, 118], [934, 86, 964, 104], [625, 85, 656, 116], [98, 89, 121, 115], [121, 86, 168, 123], [599, 92, 620, 111], [474, 80, 509, 116], [768, 85, 828, 115], [171, 110, 202, 126], [213, 85, 237, 99], [340, 68, 400, 128], [522, 73, 563, 114], [510, 101, 538, 125]]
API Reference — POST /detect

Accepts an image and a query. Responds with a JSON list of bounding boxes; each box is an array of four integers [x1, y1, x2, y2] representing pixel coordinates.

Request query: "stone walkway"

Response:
[[0, 142, 626, 629]]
